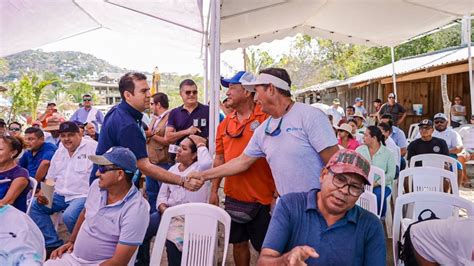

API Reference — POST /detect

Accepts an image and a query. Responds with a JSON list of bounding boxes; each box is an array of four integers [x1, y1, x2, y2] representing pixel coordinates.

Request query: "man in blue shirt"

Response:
[[69, 94, 104, 131], [20, 127, 57, 182], [258, 150, 386, 265], [380, 113, 408, 169], [94, 72, 203, 191]]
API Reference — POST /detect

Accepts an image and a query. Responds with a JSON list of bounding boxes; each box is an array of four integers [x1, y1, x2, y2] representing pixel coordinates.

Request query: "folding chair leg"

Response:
[[385, 196, 393, 238]]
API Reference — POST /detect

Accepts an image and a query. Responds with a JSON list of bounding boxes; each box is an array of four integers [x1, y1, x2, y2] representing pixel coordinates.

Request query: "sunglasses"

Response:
[[83, 99, 92, 102], [264, 117, 283, 136], [434, 120, 445, 124], [98, 165, 122, 174], [9, 128, 20, 131], [184, 90, 198, 96], [388, 97, 395, 99]]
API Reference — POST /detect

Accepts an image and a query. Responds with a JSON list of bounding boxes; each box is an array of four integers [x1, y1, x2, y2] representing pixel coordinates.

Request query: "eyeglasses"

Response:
[[329, 170, 364, 197], [388, 97, 395, 99], [184, 90, 198, 96], [225, 122, 246, 138], [264, 117, 283, 136], [98, 165, 122, 174], [434, 120, 445, 124], [9, 128, 20, 131]]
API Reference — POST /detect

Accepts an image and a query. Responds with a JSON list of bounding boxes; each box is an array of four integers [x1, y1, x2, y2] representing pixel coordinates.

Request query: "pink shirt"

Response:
[[338, 137, 360, 150]]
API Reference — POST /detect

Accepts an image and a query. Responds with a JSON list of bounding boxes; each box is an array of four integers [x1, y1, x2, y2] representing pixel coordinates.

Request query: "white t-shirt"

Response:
[[326, 105, 345, 126], [244, 102, 338, 195], [385, 136, 401, 168], [433, 128, 463, 150], [458, 125, 474, 151]]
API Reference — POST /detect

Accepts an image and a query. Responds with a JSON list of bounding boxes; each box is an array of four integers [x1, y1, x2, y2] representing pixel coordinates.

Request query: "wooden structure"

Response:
[[296, 46, 473, 133]]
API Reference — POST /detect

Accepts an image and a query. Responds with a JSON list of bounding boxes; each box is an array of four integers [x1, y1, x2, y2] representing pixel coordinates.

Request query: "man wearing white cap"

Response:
[[189, 68, 339, 197], [326, 98, 345, 126]]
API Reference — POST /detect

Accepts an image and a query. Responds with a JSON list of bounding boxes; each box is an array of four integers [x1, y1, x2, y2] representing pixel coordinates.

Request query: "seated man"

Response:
[[410, 216, 474, 265], [29, 121, 97, 256], [457, 115, 474, 188], [407, 119, 449, 165], [20, 127, 57, 182], [257, 150, 385, 265], [46, 147, 150, 265]]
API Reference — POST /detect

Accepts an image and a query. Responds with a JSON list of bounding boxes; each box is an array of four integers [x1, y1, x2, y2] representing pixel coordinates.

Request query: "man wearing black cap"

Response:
[[30, 121, 98, 257], [407, 119, 449, 165]]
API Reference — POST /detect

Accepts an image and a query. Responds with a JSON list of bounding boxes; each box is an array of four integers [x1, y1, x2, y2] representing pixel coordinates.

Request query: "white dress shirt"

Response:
[[157, 147, 212, 210], [385, 136, 401, 167], [46, 138, 97, 201]]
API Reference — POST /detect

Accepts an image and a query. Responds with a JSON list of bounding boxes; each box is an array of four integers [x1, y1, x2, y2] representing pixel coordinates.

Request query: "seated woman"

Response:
[[0, 136, 30, 212], [337, 123, 359, 150], [138, 135, 212, 266], [348, 119, 364, 144], [450, 95, 467, 127], [356, 126, 396, 217], [84, 122, 99, 141]]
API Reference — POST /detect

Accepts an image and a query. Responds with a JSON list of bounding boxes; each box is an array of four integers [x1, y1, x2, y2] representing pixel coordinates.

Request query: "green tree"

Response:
[[66, 82, 95, 103], [15, 72, 57, 121], [6, 82, 28, 121], [245, 48, 275, 74]]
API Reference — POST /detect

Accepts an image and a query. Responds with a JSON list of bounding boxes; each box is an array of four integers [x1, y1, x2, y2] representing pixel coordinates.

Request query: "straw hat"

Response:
[[337, 123, 353, 137], [43, 116, 61, 131], [352, 111, 366, 122]]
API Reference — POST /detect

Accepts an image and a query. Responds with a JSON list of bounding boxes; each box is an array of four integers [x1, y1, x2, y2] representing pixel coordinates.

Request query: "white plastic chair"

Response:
[[392, 192, 474, 266], [150, 203, 231, 266], [398, 167, 458, 197], [407, 123, 419, 143], [367, 166, 385, 216], [409, 153, 458, 177], [356, 191, 378, 216], [26, 177, 38, 215]]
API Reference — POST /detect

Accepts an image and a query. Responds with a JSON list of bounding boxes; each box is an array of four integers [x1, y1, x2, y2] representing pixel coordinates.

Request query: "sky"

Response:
[[38, 28, 295, 77]]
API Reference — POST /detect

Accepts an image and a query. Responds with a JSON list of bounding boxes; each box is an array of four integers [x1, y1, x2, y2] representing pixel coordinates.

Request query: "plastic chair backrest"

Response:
[[150, 203, 231, 266], [407, 123, 419, 143], [367, 165, 385, 216], [392, 192, 474, 265], [26, 177, 38, 215], [127, 249, 138, 266], [398, 167, 458, 197], [409, 154, 458, 176], [356, 191, 378, 217]]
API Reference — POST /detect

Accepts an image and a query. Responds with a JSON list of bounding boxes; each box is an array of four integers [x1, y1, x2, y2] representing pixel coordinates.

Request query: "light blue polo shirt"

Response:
[[391, 126, 408, 149], [262, 190, 386, 265], [73, 180, 150, 262]]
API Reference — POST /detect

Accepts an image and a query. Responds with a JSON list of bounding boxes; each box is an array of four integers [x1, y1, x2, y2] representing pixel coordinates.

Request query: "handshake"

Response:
[[182, 171, 206, 191]]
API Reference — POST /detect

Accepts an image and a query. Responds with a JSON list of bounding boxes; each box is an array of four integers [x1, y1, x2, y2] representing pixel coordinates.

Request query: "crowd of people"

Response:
[[0, 67, 473, 265]]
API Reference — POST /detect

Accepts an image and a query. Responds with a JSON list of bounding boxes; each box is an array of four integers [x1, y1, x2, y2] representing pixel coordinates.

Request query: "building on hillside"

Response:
[[295, 45, 473, 133]]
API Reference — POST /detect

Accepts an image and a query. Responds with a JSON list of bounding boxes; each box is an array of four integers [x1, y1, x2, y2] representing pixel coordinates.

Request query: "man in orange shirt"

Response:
[[211, 71, 276, 266]]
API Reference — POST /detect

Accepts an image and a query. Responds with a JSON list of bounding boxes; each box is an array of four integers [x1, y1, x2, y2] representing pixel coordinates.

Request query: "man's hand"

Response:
[[50, 241, 74, 259], [209, 191, 219, 206], [183, 174, 204, 191], [284, 246, 319, 266], [186, 126, 201, 136], [36, 191, 49, 205]]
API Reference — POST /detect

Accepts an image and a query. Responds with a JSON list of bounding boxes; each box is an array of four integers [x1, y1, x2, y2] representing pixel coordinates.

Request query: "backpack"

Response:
[[398, 209, 439, 266]]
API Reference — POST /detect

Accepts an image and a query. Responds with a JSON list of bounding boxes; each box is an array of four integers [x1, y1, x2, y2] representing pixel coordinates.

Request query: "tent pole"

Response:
[[208, 0, 220, 156], [204, 32, 209, 104], [391, 47, 398, 96], [466, 15, 474, 116]]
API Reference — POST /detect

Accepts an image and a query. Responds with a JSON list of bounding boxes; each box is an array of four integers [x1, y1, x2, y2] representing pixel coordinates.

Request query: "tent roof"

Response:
[[220, 0, 474, 50], [0, 0, 205, 58]]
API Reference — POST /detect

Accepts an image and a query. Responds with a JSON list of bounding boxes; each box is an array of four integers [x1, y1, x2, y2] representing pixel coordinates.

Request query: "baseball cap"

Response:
[[221, 71, 256, 89], [388, 93, 396, 99], [355, 97, 363, 103], [433, 113, 447, 121], [333, 98, 341, 104], [58, 121, 80, 133], [418, 119, 433, 127], [241, 73, 290, 92], [326, 150, 371, 185], [89, 147, 137, 173]]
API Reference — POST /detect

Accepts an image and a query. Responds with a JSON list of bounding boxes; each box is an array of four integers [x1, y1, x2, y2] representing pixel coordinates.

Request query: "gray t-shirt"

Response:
[[244, 102, 338, 195]]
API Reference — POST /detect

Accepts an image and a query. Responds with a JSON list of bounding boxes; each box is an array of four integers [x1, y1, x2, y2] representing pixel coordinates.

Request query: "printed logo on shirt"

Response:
[[200, 119, 207, 127], [250, 120, 260, 131], [77, 154, 87, 159], [433, 146, 441, 153], [286, 127, 303, 133]]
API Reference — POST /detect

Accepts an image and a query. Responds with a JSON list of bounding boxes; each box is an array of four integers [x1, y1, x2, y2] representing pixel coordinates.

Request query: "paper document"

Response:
[[41, 179, 55, 208]]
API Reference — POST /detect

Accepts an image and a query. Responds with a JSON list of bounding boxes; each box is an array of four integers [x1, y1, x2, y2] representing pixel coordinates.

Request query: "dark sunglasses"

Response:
[[434, 120, 445, 124], [264, 117, 283, 136], [388, 97, 395, 99], [9, 128, 21, 131], [98, 165, 122, 174], [83, 99, 92, 102], [184, 90, 198, 96]]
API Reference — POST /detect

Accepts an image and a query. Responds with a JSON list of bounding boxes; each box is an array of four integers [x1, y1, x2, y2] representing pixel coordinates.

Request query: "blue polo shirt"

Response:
[[263, 190, 386, 265], [167, 103, 210, 144], [391, 126, 408, 149], [93, 101, 147, 183], [19, 142, 57, 178]]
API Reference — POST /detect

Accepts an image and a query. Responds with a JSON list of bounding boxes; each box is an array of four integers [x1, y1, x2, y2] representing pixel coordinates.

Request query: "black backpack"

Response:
[[398, 209, 439, 266]]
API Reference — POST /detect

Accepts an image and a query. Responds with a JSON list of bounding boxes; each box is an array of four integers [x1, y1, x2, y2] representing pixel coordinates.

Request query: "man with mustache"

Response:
[[257, 150, 386, 265]]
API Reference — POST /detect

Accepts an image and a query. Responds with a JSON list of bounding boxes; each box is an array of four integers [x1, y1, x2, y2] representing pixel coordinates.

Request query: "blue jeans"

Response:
[[135, 211, 161, 266], [145, 162, 171, 214], [29, 193, 86, 248], [373, 186, 391, 217]]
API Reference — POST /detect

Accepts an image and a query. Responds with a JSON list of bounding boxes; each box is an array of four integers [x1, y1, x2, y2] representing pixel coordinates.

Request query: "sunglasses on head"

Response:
[[184, 90, 198, 96]]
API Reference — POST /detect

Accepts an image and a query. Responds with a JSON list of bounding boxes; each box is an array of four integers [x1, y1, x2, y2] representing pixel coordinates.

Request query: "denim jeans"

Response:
[[373, 186, 391, 217], [29, 193, 86, 248]]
